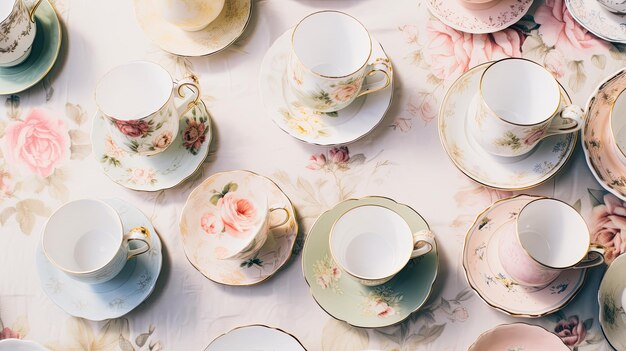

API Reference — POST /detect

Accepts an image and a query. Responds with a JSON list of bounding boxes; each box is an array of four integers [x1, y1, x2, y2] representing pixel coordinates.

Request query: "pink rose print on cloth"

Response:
[[201, 182, 259, 239], [553, 316, 588, 347], [590, 192, 626, 264], [0, 327, 20, 340]]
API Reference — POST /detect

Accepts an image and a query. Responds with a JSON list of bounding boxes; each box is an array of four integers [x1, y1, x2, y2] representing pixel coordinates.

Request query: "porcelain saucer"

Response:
[[463, 195, 586, 317], [302, 196, 438, 328], [259, 29, 393, 146], [582, 68, 626, 201], [204, 325, 306, 351], [566, 0, 626, 43], [180, 170, 298, 286], [439, 62, 576, 190], [36, 198, 162, 321], [425, 0, 533, 34], [0, 0, 61, 95], [134, 0, 251, 57], [0, 339, 48, 351], [468, 323, 570, 350], [599, 254, 626, 350], [91, 100, 212, 192]]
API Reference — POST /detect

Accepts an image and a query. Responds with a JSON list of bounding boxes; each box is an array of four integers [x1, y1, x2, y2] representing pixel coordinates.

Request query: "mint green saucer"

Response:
[[302, 196, 438, 328], [0, 0, 61, 95]]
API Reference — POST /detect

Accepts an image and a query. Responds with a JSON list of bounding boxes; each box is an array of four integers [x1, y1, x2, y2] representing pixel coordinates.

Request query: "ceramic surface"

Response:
[[302, 196, 438, 328], [0, 339, 49, 351], [459, 0, 503, 10], [134, 0, 251, 56], [158, 0, 225, 31], [0, 0, 38, 67], [468, 323, 570, 350], [260, 29, 392, 146], [463, 195, 586, 317], [36, 198, 162, 321], [582, 68, 626, 201], [425, 0, 533, 34], [599, 254, 626, 351], [204, 325, 306, 351], [180, 170, 298, 286], [566, 0, 626, 43], [91, 100, 212, 191], [597, 0, 626, 13], [0, 0, 60, 95]]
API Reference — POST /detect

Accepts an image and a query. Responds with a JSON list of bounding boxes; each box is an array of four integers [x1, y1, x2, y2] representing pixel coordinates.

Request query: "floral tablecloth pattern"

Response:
[[0, 0, 624, 349]]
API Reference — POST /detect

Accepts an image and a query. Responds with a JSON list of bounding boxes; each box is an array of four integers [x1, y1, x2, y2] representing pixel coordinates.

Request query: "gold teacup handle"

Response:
[[175, 75, 201, 117], [268, 206, 290, 229], [545, 104, 585, 136], [29, 0, 43, 22], [124, 226, 152, 260], [410, 229, 435, 259], [355, 58, 393, 98], [572, 244, 605, 269]]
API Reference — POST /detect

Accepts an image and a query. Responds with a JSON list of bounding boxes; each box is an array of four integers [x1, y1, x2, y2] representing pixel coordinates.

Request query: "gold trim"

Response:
[[180, 170, 299, 287], [204, 324, 307, 351], [609, 88, 626, 161], [290, 10, 373, 79], [462, 194, 588, 318], [597, 254, 626, 351], [302, 196, 439, 328], [28, 0, 42, 22], [468, 323, 571, 351]]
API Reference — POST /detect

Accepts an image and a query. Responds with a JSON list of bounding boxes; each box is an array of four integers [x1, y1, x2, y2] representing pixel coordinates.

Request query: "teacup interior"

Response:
[[43, 199, 122, 273], [481, 59, 560, 125], [292, 11, 371, 77], [95, 61, 173, 121], [611, 89, 626, 157], [517, 198, 589, 268], [0, 1, 14, 22], [330, 205, 411, 279]]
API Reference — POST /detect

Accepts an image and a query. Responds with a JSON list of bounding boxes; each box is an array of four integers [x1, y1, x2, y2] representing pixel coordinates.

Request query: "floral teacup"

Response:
[[0, 0, 43, 67], [95, 61, 200, 156], [158, 0, 225, 31], [287, 11, 392, 113], [471, 58, 584, 157], [610, 89, 626, 164]]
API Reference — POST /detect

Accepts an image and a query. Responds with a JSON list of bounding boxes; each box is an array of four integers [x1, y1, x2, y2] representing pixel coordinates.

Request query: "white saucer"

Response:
[[36, 198, 162, 321], [259, 29, 393, 146], [0, 339, 48, 351], [599, 254, 626, 350], [204, 325, 306, 351], [566, 0, 626, 43]]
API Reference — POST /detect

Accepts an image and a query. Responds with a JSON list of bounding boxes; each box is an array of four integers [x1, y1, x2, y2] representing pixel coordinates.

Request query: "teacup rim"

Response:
[[0, 0, 19, 23], [609, 88, 626, 160]]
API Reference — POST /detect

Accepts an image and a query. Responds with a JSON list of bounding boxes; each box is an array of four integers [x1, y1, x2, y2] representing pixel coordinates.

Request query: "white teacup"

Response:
[[498, 198, 605, 287], [472, 58, 584, 157], [597, 0, 626, 13], [287, 11, 392, 113], [158, 0, 226, 31], [0, 0, 43, 67], [329, 205, 435, 286], [95, 61, 200, 156], [610, 89, 626, 164], [42, 199, 152, 284]]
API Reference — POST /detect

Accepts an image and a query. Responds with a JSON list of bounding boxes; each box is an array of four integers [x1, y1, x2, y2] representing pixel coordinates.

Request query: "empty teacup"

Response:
[[597, 0, 626, 13], [42, 199, 152, 284], [498, 198, 605, 287], [287, 11, 392, 113], [458, 0, 503, 10], [610, 89, 626, 164], [472, 58, 584, 157], [95, 61, 200, 156], [330, 205, 435, 286], [158, 0, 225, 31], [0, 0, 42, 67]]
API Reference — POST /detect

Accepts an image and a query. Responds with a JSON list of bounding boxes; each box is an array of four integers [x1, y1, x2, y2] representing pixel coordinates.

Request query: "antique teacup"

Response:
[[329, 205, 435, 286], [458, 0, 503, 10], [0, 0, 43, 67], [610, 89, 626, 164], [42, 199, 152, 284], [287, 11, 392, 113], [597, 0, 626, 13], [158, 0, 225, 31], [95, 61, 200, 156], [471, 58, 584, 157], [498, 198, 605, 287]]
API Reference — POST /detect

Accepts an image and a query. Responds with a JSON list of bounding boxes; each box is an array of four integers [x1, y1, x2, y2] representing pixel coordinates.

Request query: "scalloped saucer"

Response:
[[204, 325, 306, 351], [566, 0, 626, 43]]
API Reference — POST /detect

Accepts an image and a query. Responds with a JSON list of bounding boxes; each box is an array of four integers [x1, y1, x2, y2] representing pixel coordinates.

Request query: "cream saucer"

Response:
[[134, 0, 251, 56], [0, 339, 49, 351], [468, 323, 570, 350], [463, 195, 586, 317], [439, 62, 576, 190], [426, 0, 533, 34], [180, 170, 298, 286], [259, 29, 393, 146], [599, 254, 626, 350], [566, 0, 626, 43], [205, 325, 306, 351], [91, 100, 212, 192], [582, 68, 626, 201]]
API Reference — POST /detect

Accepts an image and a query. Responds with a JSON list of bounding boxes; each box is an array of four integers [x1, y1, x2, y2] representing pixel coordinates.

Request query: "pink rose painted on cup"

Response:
[[590, 193, 626, 263], [113, 119, 150, 138], [218, 192, 259, 237], [153, 131, 173, 149], [331, 81, 361, 103], [0, 327, 20, 340], [523, 128, 545, 145], [3, 109, 69, 178], [554, 316, 587, 346], [201, 212, 224, 235]]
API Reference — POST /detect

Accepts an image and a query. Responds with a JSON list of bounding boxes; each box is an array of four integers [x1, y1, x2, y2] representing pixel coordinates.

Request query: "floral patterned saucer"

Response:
[[582, 68, 626, 201], [133, 0, 251, 56], [91, 100, 212, 191], [204, 325, 306, 350], [0, 339, 49, 351], [463, 195, 586, 317], [36, 198, 162, 321], [599, 253, 626, 350], [425, 0, 533, 34], [566, 0, 626, 43], [0, 0, 61, 95], [180, 170, 298, 286], [439, 62, 576, 190], [468, 323, 570, 350], [302, 196, 438, 328], [259, 29, 393, 146]]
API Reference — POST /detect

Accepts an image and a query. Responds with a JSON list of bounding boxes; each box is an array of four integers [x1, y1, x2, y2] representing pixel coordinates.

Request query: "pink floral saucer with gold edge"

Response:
[[468, 323, 570, 350]]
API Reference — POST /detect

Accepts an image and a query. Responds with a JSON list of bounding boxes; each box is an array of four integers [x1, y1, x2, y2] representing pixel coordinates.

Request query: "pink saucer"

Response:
[[469, 323, 569, 350]]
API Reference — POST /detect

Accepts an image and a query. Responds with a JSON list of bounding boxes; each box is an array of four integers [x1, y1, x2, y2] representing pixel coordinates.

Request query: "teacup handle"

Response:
[[28, 0, 43, 22], [174, 75, 201, 117], [545, 104, 585, 137], [410, 229, 436, 259], [355, 58, 392, 99], [268, 206, 290, 229], [124, 226, 152, 260], [572, 244, 605, 269]]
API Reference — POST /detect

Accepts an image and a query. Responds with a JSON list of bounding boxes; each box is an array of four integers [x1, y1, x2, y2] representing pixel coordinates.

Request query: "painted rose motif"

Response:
[[523, 128, 545, 146], [330, 81, 360, 103], [153, 131, 173, 149], [183, 117, 208, 155], [0, 327, 20, 340], [363, 287, 402, 318], [329, 146, 350, 165], [306, 154, 327, 170], [0, 168, 13, 198], [127, 168, 157, 185], [554, 316, 587, 346], [450, 307, 469, 322], [113, 119, 150, 138], [544, 50, 566, 79], [590, 193, 626, 263], [307, 147, 362, 172], [367, 298, 395, 318], [104, 136, 125, 159], [313, 255, 342, 292], [201, 212, 224, 235], [218, 192, 258, 237], [3, 109, 69, 178]]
